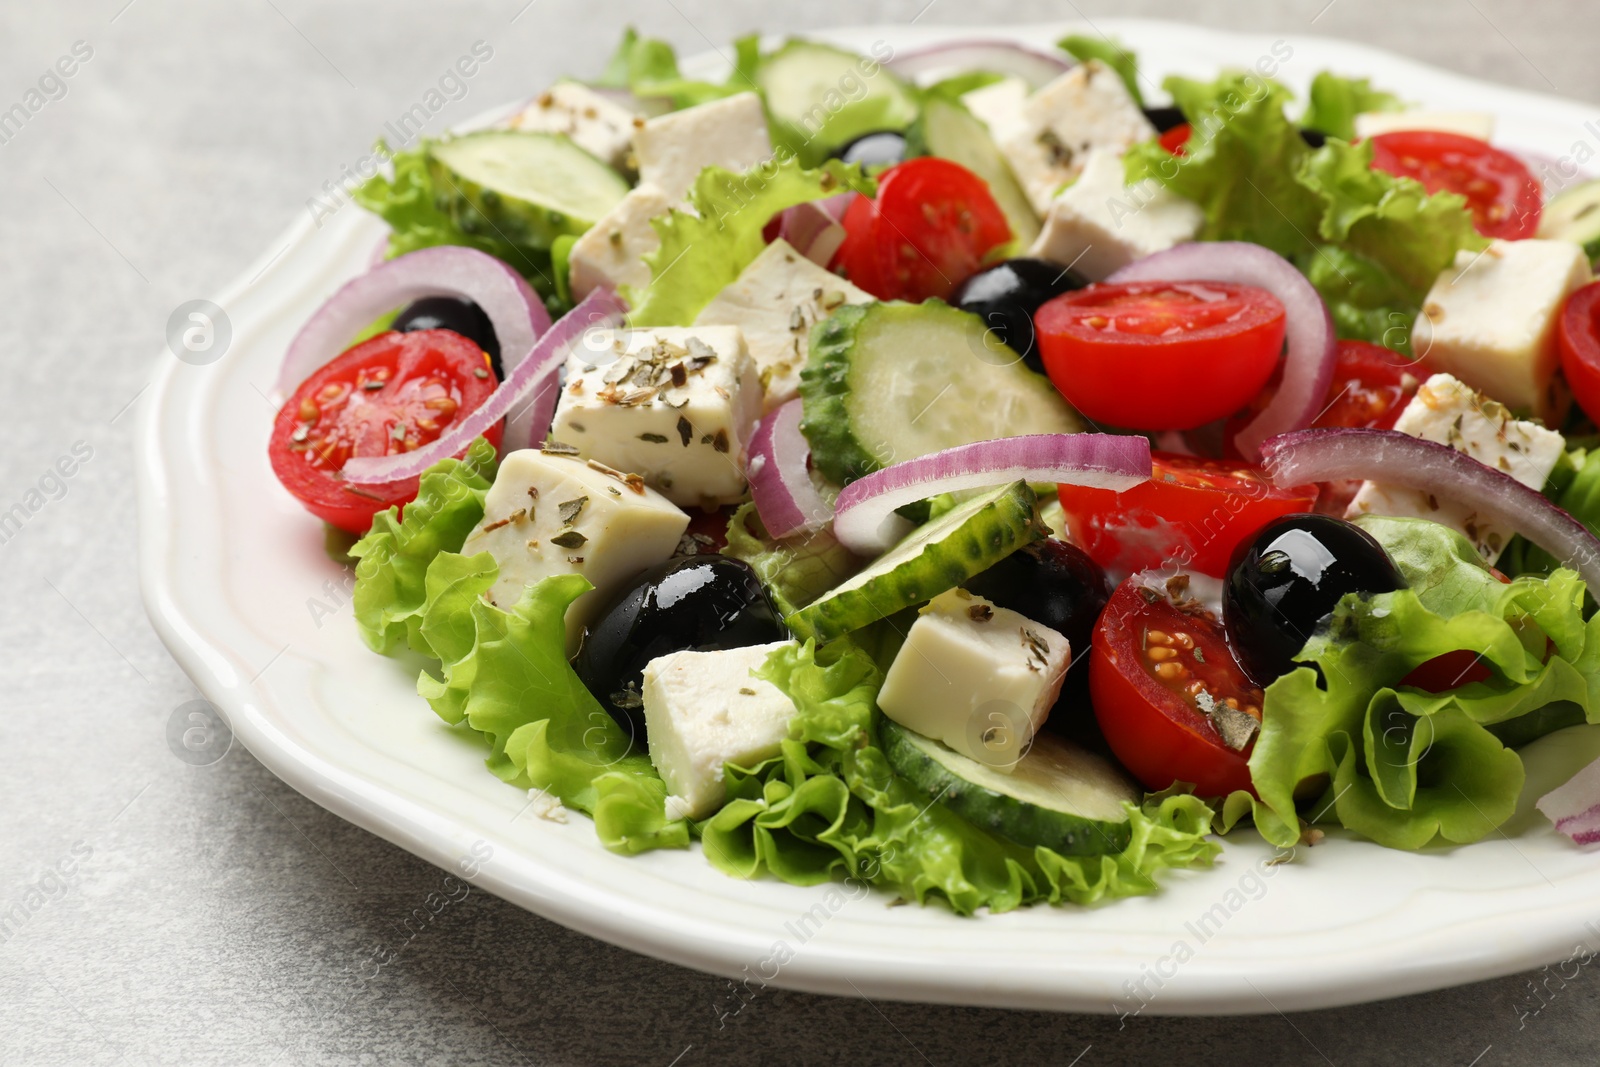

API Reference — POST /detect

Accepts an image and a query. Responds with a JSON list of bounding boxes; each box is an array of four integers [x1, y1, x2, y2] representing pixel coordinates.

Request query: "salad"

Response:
[[265, 28, 1600, 914]]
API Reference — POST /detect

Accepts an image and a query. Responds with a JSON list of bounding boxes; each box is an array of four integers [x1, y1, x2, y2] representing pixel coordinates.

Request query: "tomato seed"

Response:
[[1147, 647, 1178, 662], [1153, 662, 1187, 681]]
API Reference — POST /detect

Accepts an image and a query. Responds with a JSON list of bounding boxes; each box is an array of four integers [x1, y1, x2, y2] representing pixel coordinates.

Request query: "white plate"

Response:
[[137, 19, 1600, 1015]]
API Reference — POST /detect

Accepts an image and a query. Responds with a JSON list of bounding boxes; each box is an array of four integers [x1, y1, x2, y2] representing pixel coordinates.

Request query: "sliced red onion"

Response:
[[274, 246, 551, 400], [817, 191, 858, 222], [832, 434, 1152, 556], [341, 288, 627, 485], [885, 41, 1072, 90], [1109, 242, 1337, 464], [367, 233, 391, 268], [777, 205, 847, 266], [1259, 428, 1600, 591], [748, 400, 833, 539], [1538, 759, 1600, 845]]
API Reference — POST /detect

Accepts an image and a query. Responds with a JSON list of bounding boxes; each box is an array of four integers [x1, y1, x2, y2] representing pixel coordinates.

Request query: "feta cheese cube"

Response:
[[998, 61, 1157, 215], [643, 641, 800, 820], [633, 92, 773, 201], [1345, 373, 1565, 562], [876, 590, 1069, 772], [506, 80, 643, 171], [1414, 239, 1591, 422], [693, 239, 873, 411], [567, 184, 674, 300], [1353, 110, 1496, 142], [462, 449, 689, 650], [1028, 148, 1203, 280], [960, 76, 1031, 144], [550, 326, 762, 507]]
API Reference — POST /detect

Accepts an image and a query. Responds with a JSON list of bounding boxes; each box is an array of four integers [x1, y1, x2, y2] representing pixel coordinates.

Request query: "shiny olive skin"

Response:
[[576, 555, 787, 740], [834, 130, 909, 168], [1142, 106, 1187, 133], [1223, 515, 1405, 685], [951, 258, 1089, 374], [394, 297, 502, 376]]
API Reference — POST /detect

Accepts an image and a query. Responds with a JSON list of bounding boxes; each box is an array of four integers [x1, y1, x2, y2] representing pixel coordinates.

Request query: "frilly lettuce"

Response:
[[1057, 34, 1144, 106], [1300, 72, 1402, 141], [625, 158, 876, 328], [595, 26, 745, 111], [1249, 516, 1600, 850], [703, 641, 1221, 914]]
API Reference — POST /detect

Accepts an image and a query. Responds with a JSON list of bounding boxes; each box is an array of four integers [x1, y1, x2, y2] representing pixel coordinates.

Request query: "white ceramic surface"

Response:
[[137, 19, 1600, 1015]]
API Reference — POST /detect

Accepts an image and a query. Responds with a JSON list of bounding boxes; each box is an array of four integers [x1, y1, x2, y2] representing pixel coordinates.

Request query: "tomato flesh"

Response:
[[1035, 281, 1286, 430], [269, 329, 501, 533], [833, 157, 1011, 303], [1091, 577, 1261, 797], [1367, 130, 1542, 240], [1559, 282, 1600, 426], [1058, 452, 1317, 578], [1159, 123, 1193, 156]]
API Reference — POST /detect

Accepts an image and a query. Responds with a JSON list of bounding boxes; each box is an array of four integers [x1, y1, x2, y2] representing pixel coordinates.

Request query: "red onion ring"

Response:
[[1538, 758, 1600, 845], [1109, 242, 1337, 464], [274, 246, 551, 402], [832, 434, 1152, 556], [777, 204, 847, 266], [748, 399, 833, 540], [341, 288, 627, 485], [884, 40, 1072, 90], [1259, 428, 1600, 591]]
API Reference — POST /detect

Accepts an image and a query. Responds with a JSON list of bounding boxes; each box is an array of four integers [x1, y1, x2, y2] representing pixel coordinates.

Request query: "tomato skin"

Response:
[[1400, 649, 1492, 692], [833, 157, 1011, 303], [1058, 453, 1317, 578], [1159, 123, 1193, 156], [1090, 578, 1259, 797], [269, 329, 501, 534], [1367, 130, 1542, 240], [1035, 281, 1287, 430], [1559, 282, 1600, 425]]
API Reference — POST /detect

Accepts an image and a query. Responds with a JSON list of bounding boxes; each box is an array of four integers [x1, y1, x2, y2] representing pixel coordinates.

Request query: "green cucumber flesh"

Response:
[[756, 41, 920, 166], [881, 718, 1137, 855], [916, 96, 1040, 251], [430, 131, 630, 248], [1539, 178, 1600, 262], [786, 481, 1043, 642], [799, 301, 1084, 486]]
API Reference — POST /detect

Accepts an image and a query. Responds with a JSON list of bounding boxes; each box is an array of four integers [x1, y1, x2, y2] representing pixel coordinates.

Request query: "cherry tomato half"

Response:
[[1159, 123, 1193, 156], [1367, 130, 1542, 240], [833, 157, 1011, 303], [1035, 281, 1286, 430], [1058, 453, 1318, 578], [1090, 577, 1261, 796], [1559, 282, 1600, 425], [268, 329, 501, 534]]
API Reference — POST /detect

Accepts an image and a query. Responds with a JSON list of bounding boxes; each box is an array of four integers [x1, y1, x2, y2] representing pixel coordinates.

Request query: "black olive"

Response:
[[393, 297, 502, 377], [1223, 515, 1405, 685], [1299, 128, 1329, 149], [951, 258, 1089, 374], [833, 130, 909, 169], [576, 555, 787, 740], [1142, 106, 1188, 134]]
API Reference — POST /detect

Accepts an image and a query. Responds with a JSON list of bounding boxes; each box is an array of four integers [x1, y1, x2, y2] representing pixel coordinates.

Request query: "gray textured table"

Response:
[[6, 1, 1600, 1063]]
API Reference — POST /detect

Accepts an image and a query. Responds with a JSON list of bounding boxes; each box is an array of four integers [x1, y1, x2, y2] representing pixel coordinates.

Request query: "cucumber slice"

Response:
[[881, 718, 1137, 855], [756, 41, 920, 166], [787, 481, 1043, 641], [429, 131, 630, 252], [1538, 178, 1600, 263], [800, 301, 1084, 486], [913, 96, 1041, 252]]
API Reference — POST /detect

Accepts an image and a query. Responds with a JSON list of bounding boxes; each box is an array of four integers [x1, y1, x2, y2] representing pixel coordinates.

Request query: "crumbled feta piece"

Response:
[[1345, 373, 1566, 562], [567, 184, 675, 300], [550, 326, 761, 507], [633, 92, 773, 200], [462, 449, 688, 650], [506, 80, 642, 170], [693, 239, 872, 411], [876, 590, 1069, 772], [1027, 147, 1203, 279], [960, 76, 1031, 144], [1414, 239, 1591, 422], [998, 61, 1156, 215], [1353, 110, 1496, 141], [643, 641, 800, 820]]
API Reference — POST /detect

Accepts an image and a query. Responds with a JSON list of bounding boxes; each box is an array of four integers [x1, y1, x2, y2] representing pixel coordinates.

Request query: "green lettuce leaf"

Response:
[[625, 158, 876, 327], [1301, 72, 1402, 141], [595, 26, 742, 111], [1505, 448, 1600, 583], [923, 71, 1007, 102], [349, 438, 498, 658], [1249, 516, 1600, 849], [1057, 34, 1143, 106], [722, 502, 863, 616], [702, 641, 1220, 914]]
